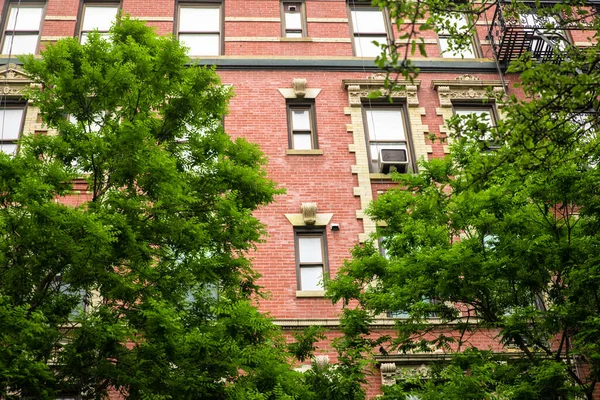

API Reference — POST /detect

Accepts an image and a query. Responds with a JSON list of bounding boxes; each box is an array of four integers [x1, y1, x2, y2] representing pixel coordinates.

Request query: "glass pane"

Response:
[[351, 9, 386, 34], [437, 13, 468, 35], [293, 133, 312, 150], [180, 7, 220, 32], [0, 143, 17, 155], [285, 12, 302, 30], [0, 109, 23, 141], [82, 6, 118, 31], [180, 34, 220, 56], [291, 109, 310, 130], [80, 32, 111, 44], [286, 31, 303, 38], [2, 35, 38, 54], [439, 37, 475, 58], [455, 109, 492, 127], [300, 266, 323, 290], [7, 6, 43, 31], [365, 109, 405, 141], [354, 36, 386, 57], [298, 237, 322, 263]]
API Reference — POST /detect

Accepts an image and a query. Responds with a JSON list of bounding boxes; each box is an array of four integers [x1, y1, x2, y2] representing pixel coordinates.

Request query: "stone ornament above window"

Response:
[[0, 64, 33, 95], [278, 78, 321, 99], [343, 74, 420, 107], [431, 74, 505, 107], [285, 202, 333, 226]]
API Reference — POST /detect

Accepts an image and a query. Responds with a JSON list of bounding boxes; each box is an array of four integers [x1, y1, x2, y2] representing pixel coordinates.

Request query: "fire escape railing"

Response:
[[488, 0, 600, 65]]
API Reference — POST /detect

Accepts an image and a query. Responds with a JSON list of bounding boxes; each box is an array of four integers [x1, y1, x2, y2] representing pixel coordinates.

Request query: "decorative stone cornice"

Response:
[[376, 351, 529, 385], [343, 73, 421, 107], [431, 74, 505, 107], [0, 64, 33, 96]]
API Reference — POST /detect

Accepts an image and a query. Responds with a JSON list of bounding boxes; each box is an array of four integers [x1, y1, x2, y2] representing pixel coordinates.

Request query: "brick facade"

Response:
[[0, 0, 593, 397]]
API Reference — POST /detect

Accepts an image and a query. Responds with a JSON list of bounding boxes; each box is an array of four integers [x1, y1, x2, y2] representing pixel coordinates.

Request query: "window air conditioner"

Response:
[[379, 148, 409, 173]]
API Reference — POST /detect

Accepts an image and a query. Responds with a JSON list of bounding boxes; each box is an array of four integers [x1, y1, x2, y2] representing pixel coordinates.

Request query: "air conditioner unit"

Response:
[[379, 148, 409, 174], [287, 5, 297, 11]]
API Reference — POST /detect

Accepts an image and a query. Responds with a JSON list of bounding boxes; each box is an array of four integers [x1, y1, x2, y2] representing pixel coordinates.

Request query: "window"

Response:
[[437, 14, 476, 58], [0, 105, 25, 155], [281, 2, 306, 37], [287, 102, 317, 150], [294, 229, 328, 291], [453, 106, 496, 142], [79, 4, 118, 43], [51, 275, 88, 318], [363, 106, 413, 173], [1, 3, 44, 55], [349, 5, 389, 57], [178, 3, 222, 56], [520, 12, 567, 60]]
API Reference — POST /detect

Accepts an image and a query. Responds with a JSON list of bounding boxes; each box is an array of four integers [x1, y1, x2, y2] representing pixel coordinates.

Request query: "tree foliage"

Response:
[[0, 17, 318, 400], [328, 1, 600, 399]]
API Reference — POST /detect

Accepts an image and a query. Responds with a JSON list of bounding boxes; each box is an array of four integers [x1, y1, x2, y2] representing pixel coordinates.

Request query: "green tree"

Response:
[[328, 2, 600, 399], [0, 17, 311, 399]]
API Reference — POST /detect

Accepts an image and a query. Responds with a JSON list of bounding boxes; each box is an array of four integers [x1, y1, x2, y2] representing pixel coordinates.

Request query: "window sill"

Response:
[[369, 173, 394, 181], [280, 37, 313, 42], [287, 149, 323, 156], [296, 290, 326, 298]]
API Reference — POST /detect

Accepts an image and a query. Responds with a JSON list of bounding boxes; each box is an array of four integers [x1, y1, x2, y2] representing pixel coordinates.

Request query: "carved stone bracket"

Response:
[[293, 78, 307, 98], [301, 202, 317, 225], [343, 74, 421, 107], [314, 355, 329, 368], [380, 362, 398, 386], [285, 202, 333, 226], [431, 74, 505, 107], [278, 78, 321, 99]]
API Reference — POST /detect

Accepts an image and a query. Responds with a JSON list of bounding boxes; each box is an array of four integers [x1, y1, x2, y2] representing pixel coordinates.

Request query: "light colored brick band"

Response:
[[45, 15, 77, 21], [307, 18, 348, 23], [225, 17, 280, 22]]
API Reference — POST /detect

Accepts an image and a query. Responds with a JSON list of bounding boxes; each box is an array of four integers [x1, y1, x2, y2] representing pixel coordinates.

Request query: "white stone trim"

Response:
[[432, 74, 505, 153], [344, 74, 429, 243]]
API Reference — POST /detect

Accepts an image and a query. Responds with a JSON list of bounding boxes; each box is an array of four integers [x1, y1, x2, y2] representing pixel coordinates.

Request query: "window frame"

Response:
[[1, 2, 45, 55], [452, 103, 498, 144], [436, 13, 479, 59], [294, 227, 329, 291], [287, 100, 318, 150], [76, 2, 120, 44], [362, 103, 416, 173], [176, 1, 224, 56], [348, 2, 391, 57], [281, 1, 307, 38], [0, 102, 26, 155]]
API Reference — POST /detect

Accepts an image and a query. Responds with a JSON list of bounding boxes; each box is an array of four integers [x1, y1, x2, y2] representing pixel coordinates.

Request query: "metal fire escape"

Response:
[[488, 0, 600, 65]]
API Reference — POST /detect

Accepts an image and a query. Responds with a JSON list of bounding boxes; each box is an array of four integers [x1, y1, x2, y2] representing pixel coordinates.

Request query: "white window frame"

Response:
[[453, 105, 497, 143], [0, 104, 25, 155], [349, 4, 389, 57], [363, 105, 414, 173], [1, 3, 45, 55], [79, 3, 118, 44], [437, 13, 477, 59], [281, 1, 307, 38], [294, 228, 328, 291], [287, 101, 317, 150], [177, 2, 223, 56]]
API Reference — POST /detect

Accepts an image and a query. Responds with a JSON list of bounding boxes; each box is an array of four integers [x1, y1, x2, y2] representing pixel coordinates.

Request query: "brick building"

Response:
[[0, 0, 594, 397]]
